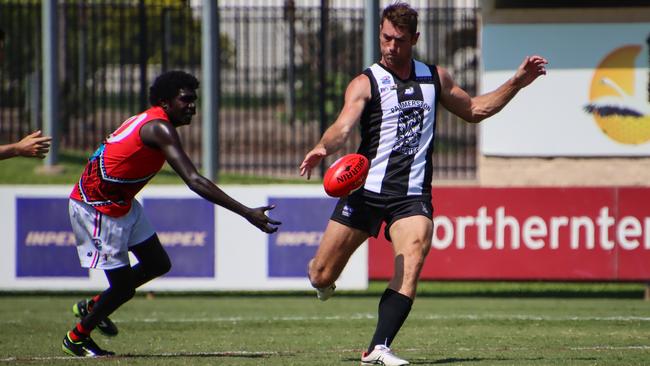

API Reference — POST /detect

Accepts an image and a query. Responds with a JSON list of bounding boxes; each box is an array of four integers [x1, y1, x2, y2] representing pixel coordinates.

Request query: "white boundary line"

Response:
[[420, 314, 650, 322], [98, 313, 650, 323], [569, 346, 650, 350], [4, 313, 650, 325], [4, 346, 650, 363], [0, 351, 281, 363]]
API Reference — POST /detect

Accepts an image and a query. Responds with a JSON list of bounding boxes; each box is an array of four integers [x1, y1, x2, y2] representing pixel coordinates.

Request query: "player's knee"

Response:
[[420, 239, 431, 257], [143, 249, 171, 278], [409, 237, 431, 259], [401, 243, 429, 275], [308, 265, 333, 289], [152, 254, 172, 277]]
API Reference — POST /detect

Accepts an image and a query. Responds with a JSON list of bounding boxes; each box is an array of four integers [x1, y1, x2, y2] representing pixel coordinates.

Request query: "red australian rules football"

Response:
[[323, 153, 369, 197]]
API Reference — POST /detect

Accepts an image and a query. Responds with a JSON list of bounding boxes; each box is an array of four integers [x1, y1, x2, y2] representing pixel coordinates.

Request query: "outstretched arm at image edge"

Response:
[[440, 55, 548, 123], [0, 131, 52, 160]]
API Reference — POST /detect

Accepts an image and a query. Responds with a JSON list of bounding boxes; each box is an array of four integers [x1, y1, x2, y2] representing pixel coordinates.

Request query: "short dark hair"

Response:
[[149, 70, 199, 106], [381, 2, 418, 36]]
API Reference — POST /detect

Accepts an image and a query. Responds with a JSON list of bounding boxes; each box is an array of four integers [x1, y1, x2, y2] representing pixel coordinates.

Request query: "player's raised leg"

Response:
[[129, 234, 172, 288], [65, 199, 149, 356], [362, 215, 432, 365], [63, 265, 137, 357], [308, 220, 368, 301]]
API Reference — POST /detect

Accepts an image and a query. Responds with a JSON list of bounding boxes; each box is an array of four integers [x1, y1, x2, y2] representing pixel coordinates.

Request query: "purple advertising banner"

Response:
[[143, 198, 214, 277], [268, 197, 337, 277], [16, 198, 88, 277]]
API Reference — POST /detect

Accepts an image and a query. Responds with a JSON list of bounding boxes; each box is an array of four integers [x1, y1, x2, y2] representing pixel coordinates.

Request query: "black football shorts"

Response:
[[329, 189, 433, 241]]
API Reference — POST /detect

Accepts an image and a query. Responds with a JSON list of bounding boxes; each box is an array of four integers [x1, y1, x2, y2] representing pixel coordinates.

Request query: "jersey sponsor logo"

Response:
[[92, 238, 103, 250], [389, 100, 432, 113], [420, 202, 430, 215], [390, 100, 432, 155], [394, 108, 424, 155], [342, 204, 353, 217], [404, 86, 415, 95], [379, 84, 398, 93], [381, 75, 392, 85]]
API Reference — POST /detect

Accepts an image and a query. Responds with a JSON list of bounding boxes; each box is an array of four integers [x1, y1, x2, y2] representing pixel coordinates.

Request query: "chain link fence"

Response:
[[0, 0, 478, 180]]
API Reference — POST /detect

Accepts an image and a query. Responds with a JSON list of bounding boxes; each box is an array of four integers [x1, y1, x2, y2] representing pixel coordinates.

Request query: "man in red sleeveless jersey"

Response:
[[62, 70, 281, 357]]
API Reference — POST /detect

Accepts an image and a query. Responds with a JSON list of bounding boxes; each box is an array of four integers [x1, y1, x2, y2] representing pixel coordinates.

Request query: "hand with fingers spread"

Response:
[[512, 55, 548, 89], [245, 205, 282, 234], [17, 130, 52, 158], [299, 146, 327, 180]]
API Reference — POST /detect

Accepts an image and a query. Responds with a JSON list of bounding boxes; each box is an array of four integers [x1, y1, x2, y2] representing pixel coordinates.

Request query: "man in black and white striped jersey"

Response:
[[299, 2, 547, 365]]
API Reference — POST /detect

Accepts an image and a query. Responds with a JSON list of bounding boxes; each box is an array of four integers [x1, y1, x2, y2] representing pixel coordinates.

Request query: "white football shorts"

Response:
[[69, 199, 155, 270]]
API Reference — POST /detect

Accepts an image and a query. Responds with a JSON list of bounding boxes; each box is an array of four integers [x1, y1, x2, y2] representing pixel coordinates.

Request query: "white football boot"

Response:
[[361, 345, 409, 366], [315, 283, 336, 301]]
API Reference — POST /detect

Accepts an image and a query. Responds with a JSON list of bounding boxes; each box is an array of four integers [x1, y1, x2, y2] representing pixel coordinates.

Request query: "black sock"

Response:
[[367, 288, 413, 353], [81, 266, 136, 331]]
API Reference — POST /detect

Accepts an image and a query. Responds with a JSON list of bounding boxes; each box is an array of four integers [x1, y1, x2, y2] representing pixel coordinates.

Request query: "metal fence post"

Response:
[[284, 0, 296, 125], [363, 0, 379, 69], [139, 0, 148, 111], [319, 0, 328, 178], [202, 0, 220, 181], [42, 0, 59, 170], [161, 7, 171, 73]]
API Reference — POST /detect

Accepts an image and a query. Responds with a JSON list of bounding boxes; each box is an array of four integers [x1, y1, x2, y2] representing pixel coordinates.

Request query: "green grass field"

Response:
[[3, 154, 650, 365], [2, 282, 650, 365]]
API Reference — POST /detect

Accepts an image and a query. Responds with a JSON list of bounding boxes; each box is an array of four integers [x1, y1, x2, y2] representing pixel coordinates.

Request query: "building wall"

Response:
[[476, 0, 650, 187]]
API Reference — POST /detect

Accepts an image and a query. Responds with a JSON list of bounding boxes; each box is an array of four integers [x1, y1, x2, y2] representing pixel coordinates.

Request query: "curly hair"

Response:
[[381, 2, 418, 36], [148, 70, 199, 106]]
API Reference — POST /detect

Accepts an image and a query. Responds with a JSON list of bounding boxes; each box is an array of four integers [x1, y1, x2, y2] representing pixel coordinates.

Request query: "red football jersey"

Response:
[[70, 106, 168, 217]]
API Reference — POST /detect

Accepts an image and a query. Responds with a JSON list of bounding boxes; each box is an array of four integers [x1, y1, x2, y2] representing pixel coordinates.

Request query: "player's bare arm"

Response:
[[299, 74, 371, 179], [440, 55, 548, 123], [0, 130, 52, 160], [140, 120, 280, 233]]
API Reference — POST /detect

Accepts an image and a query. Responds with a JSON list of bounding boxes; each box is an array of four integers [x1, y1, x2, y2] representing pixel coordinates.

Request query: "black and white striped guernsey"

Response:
[[358, 59, 441, 197]]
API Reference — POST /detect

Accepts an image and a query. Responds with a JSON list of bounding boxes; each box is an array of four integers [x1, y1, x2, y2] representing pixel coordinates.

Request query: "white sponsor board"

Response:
[[481, 23, 650, 156], [0, 185, 367, 291]]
